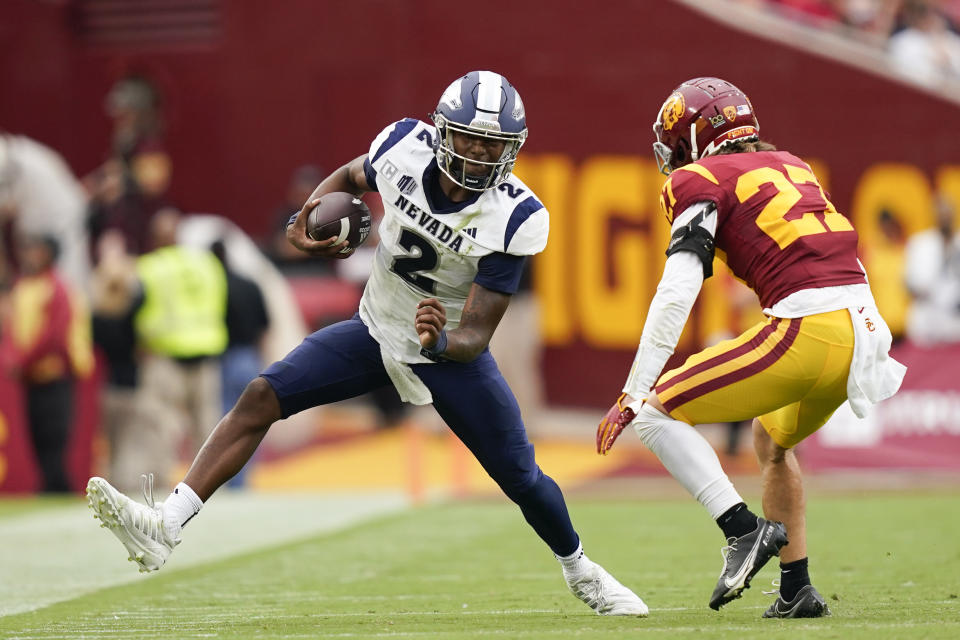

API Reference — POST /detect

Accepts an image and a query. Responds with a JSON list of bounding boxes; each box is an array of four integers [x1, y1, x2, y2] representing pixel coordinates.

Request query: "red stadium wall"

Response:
[[2, 1, 959, 489]]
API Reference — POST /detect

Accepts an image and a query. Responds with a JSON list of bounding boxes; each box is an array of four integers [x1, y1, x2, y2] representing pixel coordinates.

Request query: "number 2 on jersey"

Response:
[[390, 229, 439, 294], [735, 164, 853, 249]]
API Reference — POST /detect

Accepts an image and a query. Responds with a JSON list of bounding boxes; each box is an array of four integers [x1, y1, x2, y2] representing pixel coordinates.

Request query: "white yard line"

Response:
[[0, 490, 410, 617]]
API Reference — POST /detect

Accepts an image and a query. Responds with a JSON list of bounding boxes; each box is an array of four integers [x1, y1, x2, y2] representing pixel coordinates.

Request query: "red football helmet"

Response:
[[652, 77, 759, 175]]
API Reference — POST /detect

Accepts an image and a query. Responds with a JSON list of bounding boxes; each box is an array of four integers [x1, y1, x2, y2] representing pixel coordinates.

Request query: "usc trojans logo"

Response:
[[660, 92, 685, 131], [723, 105, 737, 122]]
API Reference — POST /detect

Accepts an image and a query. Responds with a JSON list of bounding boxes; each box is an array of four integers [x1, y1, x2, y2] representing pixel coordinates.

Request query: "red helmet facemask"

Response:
[[652, 77, 760, 175]]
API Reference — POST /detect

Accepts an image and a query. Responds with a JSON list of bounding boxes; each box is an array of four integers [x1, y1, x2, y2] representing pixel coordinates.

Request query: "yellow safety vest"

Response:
[[134, 246, 227, 358]]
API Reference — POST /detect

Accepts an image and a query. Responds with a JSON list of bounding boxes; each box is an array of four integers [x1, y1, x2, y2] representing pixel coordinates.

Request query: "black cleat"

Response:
[[709, 517, 788, 610], [762, 584, 830, 618]]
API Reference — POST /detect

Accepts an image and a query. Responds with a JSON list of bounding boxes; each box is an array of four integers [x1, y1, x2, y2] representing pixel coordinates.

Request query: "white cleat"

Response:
[[86, 475, 178, 572], [564, 560, 649, 616]]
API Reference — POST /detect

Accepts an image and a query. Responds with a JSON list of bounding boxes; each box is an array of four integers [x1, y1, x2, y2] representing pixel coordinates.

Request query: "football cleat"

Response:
[[86, 474, 178, 572], [762, 584, 830, 618], [564, 560, 649, 616], [709, 517, 788, 610]]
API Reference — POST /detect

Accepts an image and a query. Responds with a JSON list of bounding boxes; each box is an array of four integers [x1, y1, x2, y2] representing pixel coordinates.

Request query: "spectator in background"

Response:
[[0, 133, 91, 290], [0, 234, 93, 492], [90, 229, 144, 493], [743, 0, 900, 45], [266, 164, 335, 275], [888, 0, 960, 85], [944, 0, 960, 26], [210, 239, 269, 488], [765, 0, 845, 25], [904, 193, 960, 344], [131, 208, 228, 487], [85, 75, 172, 256]]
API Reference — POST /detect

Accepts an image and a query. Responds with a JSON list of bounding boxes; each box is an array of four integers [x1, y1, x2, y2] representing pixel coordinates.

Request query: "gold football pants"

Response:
[[654, 309, 853, 448]]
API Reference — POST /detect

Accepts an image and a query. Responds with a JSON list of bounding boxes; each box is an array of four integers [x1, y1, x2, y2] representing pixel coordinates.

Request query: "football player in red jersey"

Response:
[[596, 77, 907, 618]]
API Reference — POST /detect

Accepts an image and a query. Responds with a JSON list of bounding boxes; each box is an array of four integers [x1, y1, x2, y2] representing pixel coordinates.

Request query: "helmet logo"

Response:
[[440, 79, 463, 110], [660, 92, 686, 132], [512, 93, 525, 121], [723, 106, 737, 122], [708, 113, 726, 128]]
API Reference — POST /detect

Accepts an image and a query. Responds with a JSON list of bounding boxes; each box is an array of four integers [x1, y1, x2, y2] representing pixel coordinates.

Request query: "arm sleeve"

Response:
[[622, 250, 704, 398], [474, 252, 527, 294]]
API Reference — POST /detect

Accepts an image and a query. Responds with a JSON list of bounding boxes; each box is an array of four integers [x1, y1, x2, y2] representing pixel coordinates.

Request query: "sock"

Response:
[[779, 557, 810, 602], [555, 540, 588, 575], [632, 403, 744, 519], [716, 502, 758, 540], [161, 482, 204, 540]]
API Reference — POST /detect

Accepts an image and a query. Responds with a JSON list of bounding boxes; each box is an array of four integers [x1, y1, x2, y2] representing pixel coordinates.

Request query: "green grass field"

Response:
[[2, 491, 959, 639]]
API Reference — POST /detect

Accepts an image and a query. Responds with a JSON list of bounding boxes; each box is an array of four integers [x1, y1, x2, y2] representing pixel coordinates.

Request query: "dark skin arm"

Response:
[[415, 284, 510, 363], [286, 154, 371, 259]]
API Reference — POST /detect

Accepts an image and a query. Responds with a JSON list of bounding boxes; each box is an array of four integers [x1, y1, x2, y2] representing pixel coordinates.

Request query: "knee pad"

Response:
[[630, 402, 742, 519], [631, 402, 676, 449]]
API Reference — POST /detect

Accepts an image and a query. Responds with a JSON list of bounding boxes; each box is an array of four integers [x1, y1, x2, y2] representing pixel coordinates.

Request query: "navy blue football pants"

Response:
[[261, 316, 579, 556]]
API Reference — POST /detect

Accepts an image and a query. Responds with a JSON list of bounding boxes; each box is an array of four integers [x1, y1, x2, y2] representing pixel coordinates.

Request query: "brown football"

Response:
[[306, 192, 372, 253]]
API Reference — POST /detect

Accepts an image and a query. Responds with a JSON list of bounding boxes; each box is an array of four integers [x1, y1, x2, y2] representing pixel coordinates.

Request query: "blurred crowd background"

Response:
[[747, 0, 960, 65], [1, 0, 959, 494]]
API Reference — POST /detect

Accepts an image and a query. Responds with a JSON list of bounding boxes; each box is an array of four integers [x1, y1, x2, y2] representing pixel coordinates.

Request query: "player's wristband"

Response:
[[419, 330, 449, 362]]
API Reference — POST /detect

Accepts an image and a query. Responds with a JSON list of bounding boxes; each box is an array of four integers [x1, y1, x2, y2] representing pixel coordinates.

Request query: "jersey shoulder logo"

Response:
[[396, 174, 418, 196], [381, 160, 398, 180]]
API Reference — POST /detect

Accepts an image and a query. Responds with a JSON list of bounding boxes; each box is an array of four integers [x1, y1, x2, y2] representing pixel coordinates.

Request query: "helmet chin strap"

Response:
[[689, 121, 699, 162], [443, 157, 494, 192], [450, 158, 490, 189]]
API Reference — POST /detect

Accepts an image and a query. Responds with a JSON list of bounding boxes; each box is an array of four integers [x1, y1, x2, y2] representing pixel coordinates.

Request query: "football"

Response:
[[306, 192, 372, 253]]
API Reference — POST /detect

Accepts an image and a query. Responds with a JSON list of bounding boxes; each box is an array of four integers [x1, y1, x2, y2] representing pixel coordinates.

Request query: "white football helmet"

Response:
[[431, 70, 528, 191]]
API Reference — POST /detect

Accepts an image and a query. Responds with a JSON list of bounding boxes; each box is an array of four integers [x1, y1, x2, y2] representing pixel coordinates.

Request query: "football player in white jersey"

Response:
[[86, 71, 648, 617]]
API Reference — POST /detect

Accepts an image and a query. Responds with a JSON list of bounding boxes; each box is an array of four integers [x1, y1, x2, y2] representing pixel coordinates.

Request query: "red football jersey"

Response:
[[659, 150, 866, 308]]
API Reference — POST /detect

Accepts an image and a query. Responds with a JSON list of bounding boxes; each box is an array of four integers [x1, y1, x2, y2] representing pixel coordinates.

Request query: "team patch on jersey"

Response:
[[381, 160, 399, 180], [396, 174, 418, 196], [393, 194, 467, 253]]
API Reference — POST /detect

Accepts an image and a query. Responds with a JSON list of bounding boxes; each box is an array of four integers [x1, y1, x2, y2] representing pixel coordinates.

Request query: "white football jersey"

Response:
[[359, 118, 548, 364]]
